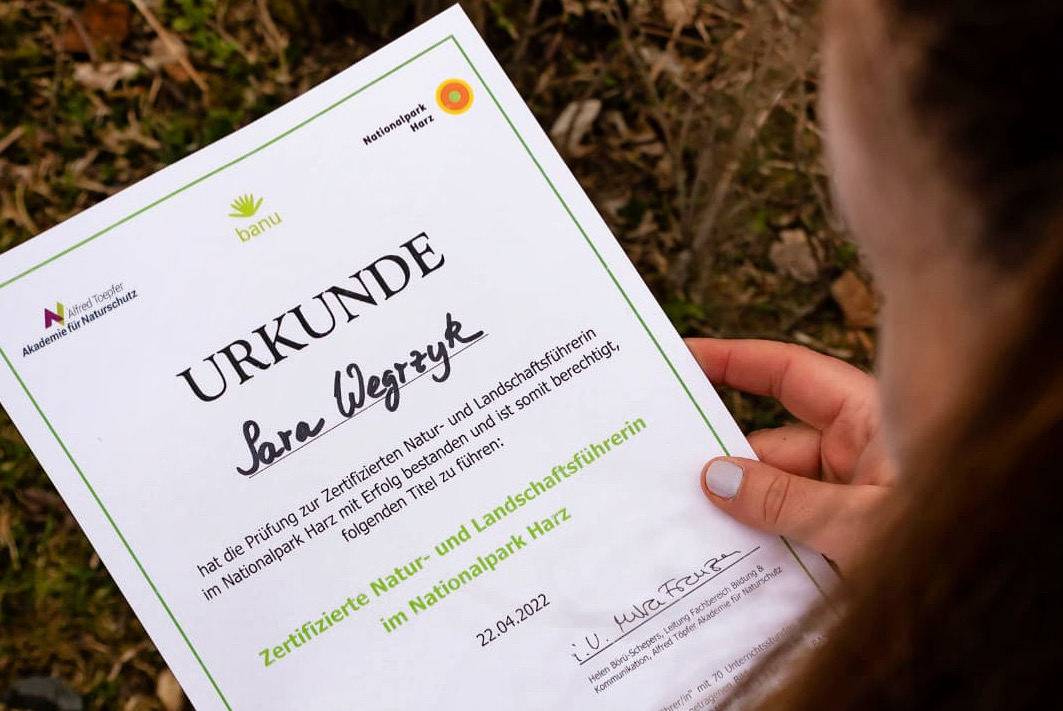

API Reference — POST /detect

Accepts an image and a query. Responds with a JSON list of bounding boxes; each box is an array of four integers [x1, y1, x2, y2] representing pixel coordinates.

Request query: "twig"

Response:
[[612, 2, 690, 239], [638, 24, 713, 49], [512, 0, 543, 66], [255, 0, 289, 60], [0, 126, 25, 158], [685, 82, 791, 297], [212, 1, 258, 64], [128, 0, 209, 96], [15, 182, 40, 235], [49, 1, 100, 64]]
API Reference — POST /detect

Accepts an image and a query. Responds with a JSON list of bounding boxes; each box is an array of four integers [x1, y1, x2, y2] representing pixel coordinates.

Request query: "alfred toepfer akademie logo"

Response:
[[24, 284, 139, 358], [436, 79, 473, 115], [228, 192, 282, 242], [44, 302, 65, 329]]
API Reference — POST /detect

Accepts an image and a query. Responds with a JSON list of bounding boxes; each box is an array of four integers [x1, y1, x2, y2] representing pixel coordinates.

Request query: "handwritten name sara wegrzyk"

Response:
[[235, 312, 484, 477]]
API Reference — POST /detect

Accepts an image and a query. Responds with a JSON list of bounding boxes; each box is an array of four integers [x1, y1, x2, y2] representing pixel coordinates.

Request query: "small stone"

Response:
[[831, 270, 878, 328], [156, 668, 187, 711], [769, 229, 819, 284], [4, 676, 83, 711]]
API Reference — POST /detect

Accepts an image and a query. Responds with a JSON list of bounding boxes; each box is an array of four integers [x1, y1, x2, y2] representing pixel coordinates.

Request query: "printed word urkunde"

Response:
[[176, 232, 445, 403]]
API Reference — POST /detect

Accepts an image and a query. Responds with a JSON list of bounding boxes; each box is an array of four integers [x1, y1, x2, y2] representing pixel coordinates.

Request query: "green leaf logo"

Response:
[[228, 193, 263, 218]]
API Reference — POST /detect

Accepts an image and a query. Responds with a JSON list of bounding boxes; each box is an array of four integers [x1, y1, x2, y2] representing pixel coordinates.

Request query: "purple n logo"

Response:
[[44, 302, 65, 329]]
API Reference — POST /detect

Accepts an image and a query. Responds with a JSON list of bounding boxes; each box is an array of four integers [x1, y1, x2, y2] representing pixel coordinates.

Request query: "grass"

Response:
[[0, 1, 874, 707]]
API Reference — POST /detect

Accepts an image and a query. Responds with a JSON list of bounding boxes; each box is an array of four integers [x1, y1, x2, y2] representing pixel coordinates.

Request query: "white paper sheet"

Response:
[[0, 7, 833, 710]]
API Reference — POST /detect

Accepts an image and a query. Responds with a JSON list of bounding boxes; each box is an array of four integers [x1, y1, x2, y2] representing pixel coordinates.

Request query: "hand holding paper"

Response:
[[689, 338, 896, 571]]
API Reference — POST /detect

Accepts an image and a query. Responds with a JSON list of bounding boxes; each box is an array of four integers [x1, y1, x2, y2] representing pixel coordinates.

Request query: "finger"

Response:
[[747, 424, 823, 479], [686, 338, 875, 432], [850, 432, 899, 487], [701, 456, 889, 572]]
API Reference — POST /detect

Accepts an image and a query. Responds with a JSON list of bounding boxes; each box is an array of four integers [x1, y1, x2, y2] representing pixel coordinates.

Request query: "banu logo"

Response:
[[44, 302, 65, 329], [228, 193, 282, 242]]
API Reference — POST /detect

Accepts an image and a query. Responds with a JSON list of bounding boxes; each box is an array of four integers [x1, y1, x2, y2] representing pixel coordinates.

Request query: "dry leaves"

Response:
[[73, 62, 140, 92], [156, 668, 187, 711], [59, 0, 131, 54], [769, 229, 819, 284], [0, 126, 25, 158], [550, 99, 602, 158], [142, 36, 193, 84], [0, 503, 19, 570], [662, 0, 698, 27], [831, 271, 878, 328], [560, 0, 586, 17]]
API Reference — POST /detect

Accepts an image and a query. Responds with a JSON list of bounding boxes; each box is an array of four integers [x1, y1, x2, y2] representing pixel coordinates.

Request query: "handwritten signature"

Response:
[[570, 549, 742, 664]]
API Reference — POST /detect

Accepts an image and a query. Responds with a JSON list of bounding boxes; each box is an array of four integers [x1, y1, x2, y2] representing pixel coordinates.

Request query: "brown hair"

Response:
[[730, 1, 1063, 708]]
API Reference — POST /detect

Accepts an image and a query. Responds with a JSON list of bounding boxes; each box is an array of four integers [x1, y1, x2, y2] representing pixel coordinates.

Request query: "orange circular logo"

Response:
[[436, 79, 474, 115]]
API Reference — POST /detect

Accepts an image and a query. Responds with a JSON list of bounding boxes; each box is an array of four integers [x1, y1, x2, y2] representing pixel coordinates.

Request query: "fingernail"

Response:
[[703, 459, 744, 499]]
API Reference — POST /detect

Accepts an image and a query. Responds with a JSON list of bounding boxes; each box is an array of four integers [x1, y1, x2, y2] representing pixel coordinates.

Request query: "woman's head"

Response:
[[820, 0, 1063, 463], [728, 3, 1063, 710]]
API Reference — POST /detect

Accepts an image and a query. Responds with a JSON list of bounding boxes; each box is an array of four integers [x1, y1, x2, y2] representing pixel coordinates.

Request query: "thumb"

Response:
[[701, 456, 849, 558]]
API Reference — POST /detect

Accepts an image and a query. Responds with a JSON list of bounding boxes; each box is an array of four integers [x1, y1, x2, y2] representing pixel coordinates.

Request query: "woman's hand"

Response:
[[687, 338, 897, 573]]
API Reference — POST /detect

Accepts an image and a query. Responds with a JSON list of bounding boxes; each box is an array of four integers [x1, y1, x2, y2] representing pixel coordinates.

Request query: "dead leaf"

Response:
[[14, 182, 39, 234], [638, 45, 685, 79], [549, 99, 601, 158], [16, 487, 65, 514], [0, 504, 19, 570], [0, 125, 25, 157], [831, 270, 878, 328], [123, 694, 154, 711], [60, 0, 131, 54], [662, 0, 698, 27], [637, 140, 665, 158], [156, 668, 187, 711], [655, 152, 674, 189], [600, 194, 630, 222], [647, 247, 669, 276], [69, 148, 101, 176], [143, 36, 191, 83], [108, 644, 143, 681], [73, 62, 139, 92], [769, 228, 818, 284], [73, 176, 115, 195], [99, 121, 162, 154], [560, 0, 586, 17], [629, 209, 658, 240]]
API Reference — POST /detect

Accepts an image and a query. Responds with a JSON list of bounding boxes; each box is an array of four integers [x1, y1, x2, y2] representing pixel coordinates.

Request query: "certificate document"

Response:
[[0, 7, 832, 710]]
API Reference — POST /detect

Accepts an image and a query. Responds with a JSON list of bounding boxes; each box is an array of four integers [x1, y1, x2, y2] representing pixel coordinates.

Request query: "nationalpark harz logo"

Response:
[[436, 79, 473, 115], [24, 283, 139, 358], [361, 78, 474, 148], [230, 193, 282, 242]]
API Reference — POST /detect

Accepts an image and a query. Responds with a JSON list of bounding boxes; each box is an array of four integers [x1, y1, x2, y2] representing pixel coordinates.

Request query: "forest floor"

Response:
[[0, 1, 876, 708]]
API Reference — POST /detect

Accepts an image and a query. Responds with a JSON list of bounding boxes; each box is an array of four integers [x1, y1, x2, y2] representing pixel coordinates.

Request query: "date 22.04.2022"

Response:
[[476, 593, 550, 647]]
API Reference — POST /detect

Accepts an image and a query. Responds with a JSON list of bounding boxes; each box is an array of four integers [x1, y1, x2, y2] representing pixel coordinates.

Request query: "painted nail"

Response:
[[703, 459, 744, 499]]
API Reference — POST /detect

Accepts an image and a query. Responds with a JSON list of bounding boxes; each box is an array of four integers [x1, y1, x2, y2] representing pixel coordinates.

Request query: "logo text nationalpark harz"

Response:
[[176, 232, 445, 403]]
